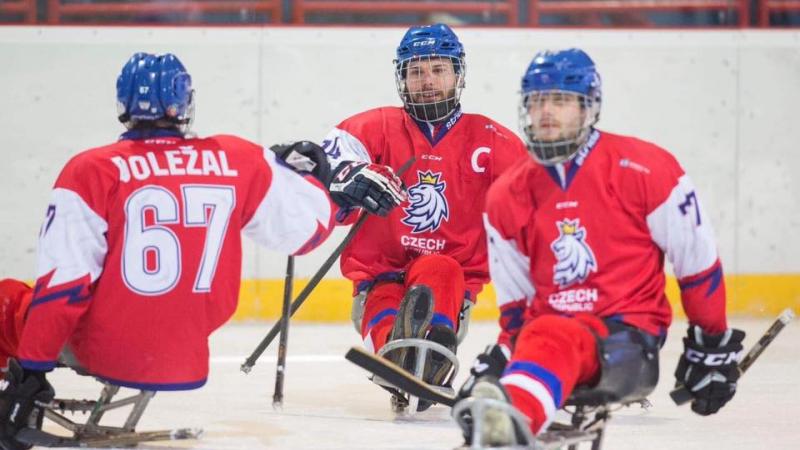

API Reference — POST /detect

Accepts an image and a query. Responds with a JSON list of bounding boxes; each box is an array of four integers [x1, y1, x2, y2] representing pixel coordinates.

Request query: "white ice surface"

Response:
[[44, 318, 800, 449]]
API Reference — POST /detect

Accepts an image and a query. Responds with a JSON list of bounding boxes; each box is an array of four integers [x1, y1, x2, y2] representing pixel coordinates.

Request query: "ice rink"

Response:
[[45, 318, 799, 450]]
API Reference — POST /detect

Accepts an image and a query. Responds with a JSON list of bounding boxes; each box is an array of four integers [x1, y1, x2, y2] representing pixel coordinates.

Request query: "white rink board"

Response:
[[45, 319, 800, 449], [1, 28, 799, 279]]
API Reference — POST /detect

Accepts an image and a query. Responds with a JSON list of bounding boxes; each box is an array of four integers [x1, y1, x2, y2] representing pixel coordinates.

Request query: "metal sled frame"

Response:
[[374, 338, 459, 413], [17, 380, 202, 447], [453, 395, 648, 450]]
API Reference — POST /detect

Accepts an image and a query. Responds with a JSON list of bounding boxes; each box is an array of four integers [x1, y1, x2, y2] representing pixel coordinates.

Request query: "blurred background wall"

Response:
[[1, 26, 798, 320]]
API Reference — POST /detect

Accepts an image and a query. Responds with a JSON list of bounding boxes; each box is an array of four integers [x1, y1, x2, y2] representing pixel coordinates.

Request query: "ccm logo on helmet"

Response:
[[686, 349, 740, 366]]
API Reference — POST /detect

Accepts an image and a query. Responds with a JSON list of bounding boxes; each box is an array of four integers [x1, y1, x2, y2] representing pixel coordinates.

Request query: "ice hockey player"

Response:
[[0, 52, 341, 450], [456, 48, 745, 446], [322, 23, 527, 410]]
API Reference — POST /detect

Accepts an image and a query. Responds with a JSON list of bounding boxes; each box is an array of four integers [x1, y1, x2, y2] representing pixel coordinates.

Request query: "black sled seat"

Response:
[[566, 324, 660, 408], [541, 327, 660, 450], [15, 355, 203, 448]]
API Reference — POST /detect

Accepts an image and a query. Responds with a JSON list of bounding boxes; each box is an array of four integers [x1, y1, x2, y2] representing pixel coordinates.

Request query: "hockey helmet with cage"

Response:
[[116, 52, 194, 134], [394, 23, 466, 123], [519, 48, 602, 165]]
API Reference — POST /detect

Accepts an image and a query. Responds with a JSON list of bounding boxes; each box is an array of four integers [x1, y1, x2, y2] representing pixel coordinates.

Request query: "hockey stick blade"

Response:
[[671, 308, 795, 405], [15, 427, 203, 448], [345, 346, 457, 407], [242, 156, 416, 373]]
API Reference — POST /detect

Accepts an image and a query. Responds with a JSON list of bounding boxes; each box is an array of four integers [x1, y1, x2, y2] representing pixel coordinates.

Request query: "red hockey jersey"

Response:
[[323, 107, 527, 298], [485, 130, 727, 346], [18, 131, 333, 390]]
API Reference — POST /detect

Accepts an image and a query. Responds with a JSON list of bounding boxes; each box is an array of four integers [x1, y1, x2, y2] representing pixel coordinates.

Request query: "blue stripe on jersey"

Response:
[[366, 308, 398, 330], [504, 361, 563, 407], [545, 166, 562, 188], [679, 264, 723, 298], [500, 306, 525, 331], [431, 313, 454, 329], [30, 285, 89, 308], [96, 375, 207, 391], [544, 130, 601, 191], [413, 107, 463, 146], [119, 128, 184, 141], [19, 359, 57, 371]]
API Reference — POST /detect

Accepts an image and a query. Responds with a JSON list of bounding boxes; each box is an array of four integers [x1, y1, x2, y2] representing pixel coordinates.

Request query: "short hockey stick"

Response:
[[345, 346, 457, 406], [671, 308, 795, 405], [272, 255, 294, 408], [241, 156, 416, 373]]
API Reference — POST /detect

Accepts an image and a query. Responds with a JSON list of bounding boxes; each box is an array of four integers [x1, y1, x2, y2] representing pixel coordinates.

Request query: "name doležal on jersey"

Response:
[[111, 146, 239, 182]]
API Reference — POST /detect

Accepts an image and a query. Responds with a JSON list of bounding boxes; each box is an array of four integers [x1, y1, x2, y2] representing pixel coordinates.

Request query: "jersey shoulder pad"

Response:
[[462, 113, 527, 150], [486, 159, 537, 238], [56, 142, 123, 186], [600, 131, 686, 212], [602, 131, 684, 177], [337, 106, 404, 133], [205, 134, 263, 152]]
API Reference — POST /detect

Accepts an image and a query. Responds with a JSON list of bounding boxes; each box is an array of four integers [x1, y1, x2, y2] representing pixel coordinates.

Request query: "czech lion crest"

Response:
[[551, 218, 597, 288], [401, 170, 449, 233]]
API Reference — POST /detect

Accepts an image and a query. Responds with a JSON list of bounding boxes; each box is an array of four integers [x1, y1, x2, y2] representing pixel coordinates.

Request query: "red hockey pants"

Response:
[[360, 254, 465, 352], [0, 278, 32, 377], [501, 314, 609, 434]]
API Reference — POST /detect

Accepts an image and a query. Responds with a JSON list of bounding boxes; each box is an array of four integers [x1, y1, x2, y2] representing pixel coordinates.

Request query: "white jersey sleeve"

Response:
[[37, 188, 108, 286], [243, 150, 333, 255], [646, 174, 719, 278], [484, 213, 535, 307], [321, 127, 372, 171]]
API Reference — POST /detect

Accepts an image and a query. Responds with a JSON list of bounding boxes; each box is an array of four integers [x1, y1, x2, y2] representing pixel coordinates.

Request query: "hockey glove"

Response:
[[458, 344, 511, 400], [328, 161, 406, 216], [270, 141, 332, 185], [674, 326, 745, 416], [0, 359, 54, 450]]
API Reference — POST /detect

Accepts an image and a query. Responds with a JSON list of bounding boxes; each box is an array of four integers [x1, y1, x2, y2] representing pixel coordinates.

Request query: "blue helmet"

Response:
[[519, 49, 602, 165], [395, 23, 465, 72], [521, 48, 601, 101], [394, 24, 466, 123], [116, 52, 194, 133]]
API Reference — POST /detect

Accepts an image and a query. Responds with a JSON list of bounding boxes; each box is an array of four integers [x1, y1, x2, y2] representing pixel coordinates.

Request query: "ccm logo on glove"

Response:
[[684, 349, 741, 366]]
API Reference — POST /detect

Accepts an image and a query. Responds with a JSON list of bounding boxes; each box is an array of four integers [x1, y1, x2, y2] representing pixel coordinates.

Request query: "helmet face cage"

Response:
[[395, 54, 466, 123], [116, 53, 195, 134], [519, 89, 600, 166]]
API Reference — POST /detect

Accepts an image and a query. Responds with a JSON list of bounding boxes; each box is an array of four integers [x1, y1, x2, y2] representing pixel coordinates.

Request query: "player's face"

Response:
[[405, 57, 458, 104], [526, 91, 585, 142]]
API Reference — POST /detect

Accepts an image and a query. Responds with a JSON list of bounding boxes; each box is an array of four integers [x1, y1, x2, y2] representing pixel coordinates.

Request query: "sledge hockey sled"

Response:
[[372, 337, 460, 413], [15, 376, 202, 448], [346, 346, 650, 450]]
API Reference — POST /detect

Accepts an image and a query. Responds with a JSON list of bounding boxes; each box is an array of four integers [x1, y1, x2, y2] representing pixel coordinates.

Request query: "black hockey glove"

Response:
[[458, 344, 511, 399], [0, 359, 54, 450], [270, 140, 332, 185], [328, 161, 407, 216], [674, 326, 745, 416]]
